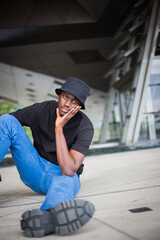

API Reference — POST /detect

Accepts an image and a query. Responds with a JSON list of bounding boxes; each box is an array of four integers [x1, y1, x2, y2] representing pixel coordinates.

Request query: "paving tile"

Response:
[[82, 187, 160, 240], [0, 148, 160, 240]]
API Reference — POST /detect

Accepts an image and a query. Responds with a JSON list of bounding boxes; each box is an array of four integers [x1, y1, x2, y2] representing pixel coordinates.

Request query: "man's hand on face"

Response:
[[56, 106, 81, 129]]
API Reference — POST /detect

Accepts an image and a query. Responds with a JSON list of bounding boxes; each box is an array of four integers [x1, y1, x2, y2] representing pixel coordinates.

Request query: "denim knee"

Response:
[[0, 114, 17, 127], [0, 114, 12, 135], [0, 114, 20, 135], [0, 114, 18, 161], [1, 113, 13, 121]]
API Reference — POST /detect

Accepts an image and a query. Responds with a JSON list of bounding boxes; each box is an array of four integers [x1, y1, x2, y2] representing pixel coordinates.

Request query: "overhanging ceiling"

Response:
[[0, 0, 136, 94]]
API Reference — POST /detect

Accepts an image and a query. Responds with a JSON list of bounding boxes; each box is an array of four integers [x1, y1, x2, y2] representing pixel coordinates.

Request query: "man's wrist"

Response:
[[55, 125, 63, 132]]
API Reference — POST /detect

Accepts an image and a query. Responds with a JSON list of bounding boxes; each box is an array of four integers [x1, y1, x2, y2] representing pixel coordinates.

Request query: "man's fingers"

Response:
[[56, 108, 60, 117], [68, 106, 81, 117], [56, 106, 81, 128], [64, 106, 80, 120], [65, 108, 75, 119]]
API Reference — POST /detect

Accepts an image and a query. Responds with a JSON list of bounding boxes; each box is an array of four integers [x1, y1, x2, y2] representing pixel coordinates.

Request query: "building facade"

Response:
[[100, 0, 160, 146]]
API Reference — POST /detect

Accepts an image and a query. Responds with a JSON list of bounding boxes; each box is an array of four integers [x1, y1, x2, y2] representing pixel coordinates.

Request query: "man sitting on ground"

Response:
[[0, 77, 95, 237]]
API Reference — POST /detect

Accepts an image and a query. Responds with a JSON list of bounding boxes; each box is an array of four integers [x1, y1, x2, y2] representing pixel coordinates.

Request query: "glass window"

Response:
[[139, 115, 149, 141], [155, 32, 160, 56], [139, 58, 160, 141], [149, 58, 160, 84], [106, 92, 121, 141], [146, 85, 160, 112]]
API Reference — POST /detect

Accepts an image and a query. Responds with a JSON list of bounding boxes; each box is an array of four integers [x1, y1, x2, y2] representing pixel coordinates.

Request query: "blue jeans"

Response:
[[0, 114, 81, 210]]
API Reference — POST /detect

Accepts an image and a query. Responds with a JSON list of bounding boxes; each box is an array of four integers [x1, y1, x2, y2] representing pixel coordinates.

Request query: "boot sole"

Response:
[[21, 199, 95, 237]]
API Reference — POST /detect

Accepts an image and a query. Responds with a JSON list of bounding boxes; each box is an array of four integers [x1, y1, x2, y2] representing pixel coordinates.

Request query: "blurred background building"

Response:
[[0, 0, 160, 149]]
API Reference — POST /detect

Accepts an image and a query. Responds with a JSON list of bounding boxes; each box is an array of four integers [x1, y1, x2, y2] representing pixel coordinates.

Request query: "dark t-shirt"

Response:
[[10, 100, 94, 175]]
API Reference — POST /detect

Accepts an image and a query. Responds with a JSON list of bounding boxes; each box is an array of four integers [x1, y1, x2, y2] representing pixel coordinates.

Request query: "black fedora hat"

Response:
[[55, 77, 90, 109]]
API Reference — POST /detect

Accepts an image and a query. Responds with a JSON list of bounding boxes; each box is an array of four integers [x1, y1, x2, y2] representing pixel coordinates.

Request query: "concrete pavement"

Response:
[[0, 147, 160, 240]]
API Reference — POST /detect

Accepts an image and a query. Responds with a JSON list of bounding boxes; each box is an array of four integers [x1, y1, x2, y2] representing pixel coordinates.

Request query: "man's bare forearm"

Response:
[[55, 107, 84, 176], [55, 126, 77, 176]]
